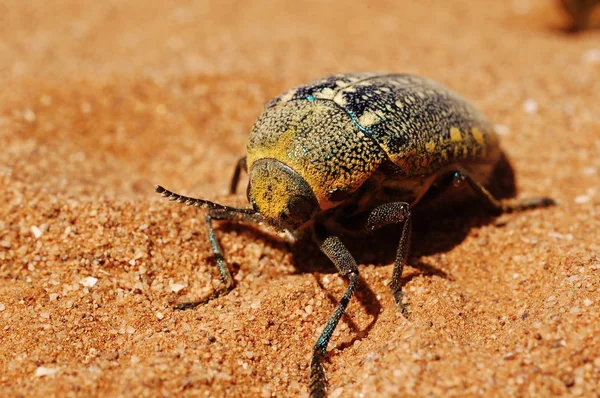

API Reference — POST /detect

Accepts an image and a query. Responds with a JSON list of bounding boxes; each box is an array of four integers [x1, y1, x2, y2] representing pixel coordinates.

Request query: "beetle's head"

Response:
[[247, 158, 318, 230]]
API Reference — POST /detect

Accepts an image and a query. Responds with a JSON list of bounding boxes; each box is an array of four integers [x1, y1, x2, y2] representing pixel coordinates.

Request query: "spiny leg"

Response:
[[310, 224, 360, 398], [453, 169, 556, 213], [366, 202, 412, 314], [154, 185, 261, 310], [230, 156, 247, 195]]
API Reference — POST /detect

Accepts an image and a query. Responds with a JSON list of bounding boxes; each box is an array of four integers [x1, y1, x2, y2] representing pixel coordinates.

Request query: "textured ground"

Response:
[[1, 1, 600, 397]]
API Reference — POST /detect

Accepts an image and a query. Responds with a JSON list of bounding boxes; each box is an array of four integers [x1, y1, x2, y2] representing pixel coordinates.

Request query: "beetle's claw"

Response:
[[394, 291, 410, 316], [174, 285, 232, 310]]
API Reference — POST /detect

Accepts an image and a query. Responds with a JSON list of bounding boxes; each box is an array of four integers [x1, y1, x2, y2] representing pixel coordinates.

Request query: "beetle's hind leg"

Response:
[[366, 202, 412, 315], [453, 169, 556, 213], [310, 223, 360, 398], [230, 156, 247, 195]]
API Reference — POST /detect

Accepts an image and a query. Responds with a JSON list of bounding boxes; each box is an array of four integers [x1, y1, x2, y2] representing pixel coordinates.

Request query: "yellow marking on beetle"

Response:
[[471, 127, 484, 145], [450, 127, 463, 142], [425, 140, 436, 153], [358, 112, 379, 127]]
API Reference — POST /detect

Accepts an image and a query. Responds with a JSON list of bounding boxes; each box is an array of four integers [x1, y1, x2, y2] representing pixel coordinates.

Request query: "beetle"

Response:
[[155, 73, 555, 397]]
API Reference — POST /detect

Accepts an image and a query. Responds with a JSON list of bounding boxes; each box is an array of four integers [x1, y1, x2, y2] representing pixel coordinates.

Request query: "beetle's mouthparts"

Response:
[[154, 185, 258, 216]]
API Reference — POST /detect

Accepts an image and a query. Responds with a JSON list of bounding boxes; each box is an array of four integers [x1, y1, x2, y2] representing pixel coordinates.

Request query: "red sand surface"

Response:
[[1, 1, 599, 396]]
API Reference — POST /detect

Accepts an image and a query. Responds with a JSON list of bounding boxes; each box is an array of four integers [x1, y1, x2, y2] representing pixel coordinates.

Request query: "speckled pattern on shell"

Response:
[[247, 73, 501, 210]]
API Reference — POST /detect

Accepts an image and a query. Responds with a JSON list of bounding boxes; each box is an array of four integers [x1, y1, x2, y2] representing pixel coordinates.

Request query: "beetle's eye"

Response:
[[287, 195, 315, 221]]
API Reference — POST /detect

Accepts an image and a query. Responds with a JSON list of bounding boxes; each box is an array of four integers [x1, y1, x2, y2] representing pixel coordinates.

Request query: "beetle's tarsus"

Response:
[[393, 291, 410, 315], [501, 197, 556, 213], [309, 351, 328, 398], [174, 283, 234, 310]]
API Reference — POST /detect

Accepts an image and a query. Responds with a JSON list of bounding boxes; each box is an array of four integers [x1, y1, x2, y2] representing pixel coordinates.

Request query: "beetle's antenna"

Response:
[[154, 185, 256, 215]]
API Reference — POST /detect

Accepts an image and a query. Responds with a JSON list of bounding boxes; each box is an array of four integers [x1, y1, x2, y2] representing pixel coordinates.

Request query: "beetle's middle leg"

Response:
[[366, 202, 412, 314], [453, 169, 555, 213], [310, 223, 360, 398]]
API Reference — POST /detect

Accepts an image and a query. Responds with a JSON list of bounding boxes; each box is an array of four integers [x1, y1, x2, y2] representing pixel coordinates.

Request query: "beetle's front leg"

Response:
[[310, 223, 360, 398], [175, 208, 261, 310], [366, 202, 412, 314], [155, 184, 262, 310]]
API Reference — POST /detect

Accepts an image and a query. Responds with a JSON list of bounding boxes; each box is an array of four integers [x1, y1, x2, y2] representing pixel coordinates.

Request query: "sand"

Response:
[[1, 0, 599, 397]]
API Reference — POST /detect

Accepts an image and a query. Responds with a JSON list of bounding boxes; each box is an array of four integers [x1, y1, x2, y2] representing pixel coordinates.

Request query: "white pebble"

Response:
[[167, 283, 186, 293], [156, 312, 164, 320], [548, 232, 573, 241], [523, 99, 538, 114], [574, 195, 590, 204], [582, 48, 600, 64], [31, 226, 43, 239], [35, 367, 59, 377], [80, 276, 98, 288], [583, 167, 597, 176], [23, 109, 37, 123], [494, 124, 510, 136]]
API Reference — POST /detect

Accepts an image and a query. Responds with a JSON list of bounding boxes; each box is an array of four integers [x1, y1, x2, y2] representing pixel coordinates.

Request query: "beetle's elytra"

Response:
[[155, 73, 555, 397]]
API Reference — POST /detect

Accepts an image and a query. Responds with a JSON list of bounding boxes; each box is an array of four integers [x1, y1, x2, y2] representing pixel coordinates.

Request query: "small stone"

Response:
[[582, 48, 600, 64], [167, 283, 186, 293], [494, 124, 510, 136], [80, 277, 98, 287], [31, 226, 43, 239], [23, 109, 37, 123], [523, 99, 538, 114], [35, 367, 59, 377], [574, 194, 590, 204]]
